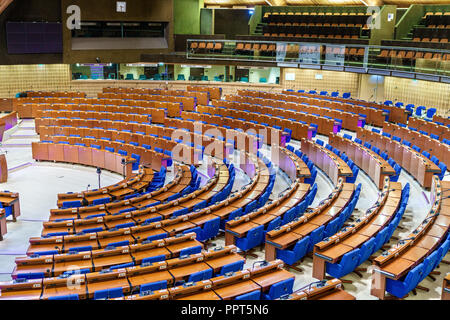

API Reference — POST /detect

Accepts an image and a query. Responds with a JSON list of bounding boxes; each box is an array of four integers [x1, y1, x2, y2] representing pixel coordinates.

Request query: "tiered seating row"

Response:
[[115, 260, 295, 301], [329, 134, 395, 190], [243, 89, 377, 129], [280, 278, 355, 300], [225, 147, 313, 255], [56, 167, 155, 208], [0, 245, 255, 300], [312, 178, 406, 281], [354, 127, 443, 189], [371, 177, 449, 299], [220, 94, 347, 135]]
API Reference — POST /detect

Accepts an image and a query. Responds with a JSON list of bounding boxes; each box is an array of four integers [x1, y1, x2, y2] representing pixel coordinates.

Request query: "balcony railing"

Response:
[[187, 39, 450, 83]]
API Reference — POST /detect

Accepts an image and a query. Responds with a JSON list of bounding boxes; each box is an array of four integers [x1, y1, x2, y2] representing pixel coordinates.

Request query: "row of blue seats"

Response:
[[60, 166, 168, 210], [230, 149, 319, 255], [386, 232, 450, 299], [370, 128, 448, 181], [70, 165, 232, 243], [276, 184, 362, 267], [384, 101, 437, 121], [179, 162, 237, 242], [221, 156, 277, 234], [204, 106, 296, 142], [48, 274, 295, 301], [342, 133, 404, 182], [400, 125, 442, 141], [315, 138, 361, 184], [286, 145, 318, 186], [286, 89, 351, 99], [16, 243, 204, 280], [326, 183, 410, 280], [47, 255, 246, 300]]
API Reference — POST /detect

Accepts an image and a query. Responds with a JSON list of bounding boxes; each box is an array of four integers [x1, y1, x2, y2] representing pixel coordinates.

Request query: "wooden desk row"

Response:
[[32, 141, 134, 178], [281, 278, 355, 300], [97, 92, 197, 112], [382, 122, 450, 165], [41, 166, 226, 237], [181, 110, 290, 147], [0, 112, 18, 139], [312, 178, 400, 280], [301, 138, 353, 185], [408, 117, 450, 142], [355, 127, 441, 189], [100, 88, 209, 108], [17, 99, 167, 122], [56, 166, 155, 208], [233, 93, 363, 132], [282, 90, 409, 125], [41, 162, 226, 236], [0, 245, 246, 300], [115, 260, 294, 301], [187, 85, 222, 101], [329, 134, 395, 189], [29, 158, 267, 254], [371, 177, 450, 299], [25, 91, 86, 98], [102, 87, 211, 105], [265, 179, 355, 262], [210, 99, 331, 138], [36, 110, 151, 128], [433, 115, 450, 127], [13, 233, 201, 279], [40, 130, 201, 168], [258, 90, 383, 127], [225, 148, 311, 248]]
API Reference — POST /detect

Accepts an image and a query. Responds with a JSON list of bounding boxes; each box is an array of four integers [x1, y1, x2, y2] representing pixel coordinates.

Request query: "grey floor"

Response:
[[0, 120, 448, 300]]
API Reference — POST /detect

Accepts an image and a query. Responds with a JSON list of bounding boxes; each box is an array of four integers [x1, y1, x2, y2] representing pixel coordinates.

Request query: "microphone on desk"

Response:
[[86, 184, 91, 192], [398, 237, 416, 246]]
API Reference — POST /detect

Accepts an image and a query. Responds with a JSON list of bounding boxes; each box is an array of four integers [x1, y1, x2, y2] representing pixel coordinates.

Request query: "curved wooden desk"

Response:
[[32, 142, 134, 179], [370, 176, 449, 300], [37, 162, 227, 240], [13, 233, 200, 279], [212, 97, 335, 138], [0, 245, 249, 300], [301, 138, 353, 185], [56, 167, 155, 208], [408, 117, 450, 143], [280, 278, 356, 300], [225, 147, 311, 248], [355, 127, 441, 189], [312, 178, 400, 280], [265, 179, 355, 262], [114, 260, 293, 301], [381, 123, 449, 170], [237, 91, 362, 133], [329, 133, 395, 190]]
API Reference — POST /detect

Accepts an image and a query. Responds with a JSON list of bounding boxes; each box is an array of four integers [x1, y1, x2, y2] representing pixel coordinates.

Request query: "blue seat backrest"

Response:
[[235, 290, 261, 300]]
